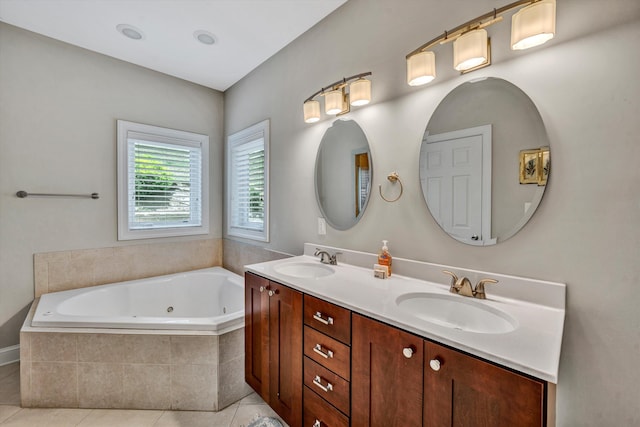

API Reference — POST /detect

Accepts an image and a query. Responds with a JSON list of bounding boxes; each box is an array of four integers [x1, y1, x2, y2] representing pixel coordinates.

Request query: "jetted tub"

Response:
[[22, 266, 252, 411], [32, 266, 244, 333]]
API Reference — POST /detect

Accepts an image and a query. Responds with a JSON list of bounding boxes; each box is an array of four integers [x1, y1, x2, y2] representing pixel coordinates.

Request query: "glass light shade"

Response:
[[325, 89, 344, 115], [349, 78, 371, 106], [453, 29, 489, 71], [511, 0, 556, 50], [407, 51, 436, 86], [303, 100, 321, 123]]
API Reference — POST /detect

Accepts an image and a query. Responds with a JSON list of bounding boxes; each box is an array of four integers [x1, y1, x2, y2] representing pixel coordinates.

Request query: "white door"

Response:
[[420, 125, 493, 245]]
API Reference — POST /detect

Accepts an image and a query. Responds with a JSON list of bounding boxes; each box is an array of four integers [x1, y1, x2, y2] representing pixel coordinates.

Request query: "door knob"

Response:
[[429, 358, 442, 371]]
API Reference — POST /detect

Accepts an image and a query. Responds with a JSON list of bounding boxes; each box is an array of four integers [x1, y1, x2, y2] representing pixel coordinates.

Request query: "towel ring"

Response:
[[379, 172, 403, 203]]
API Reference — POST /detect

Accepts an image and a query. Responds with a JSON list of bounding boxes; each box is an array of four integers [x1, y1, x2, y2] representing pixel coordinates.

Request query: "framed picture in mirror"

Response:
[[519, 149, 540, 184], [538, 148, 550, 186]]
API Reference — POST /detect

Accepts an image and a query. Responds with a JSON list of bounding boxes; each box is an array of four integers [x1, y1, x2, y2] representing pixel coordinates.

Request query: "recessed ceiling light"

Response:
[[116, 24, 144, 40], [194, 30, 216, 45]]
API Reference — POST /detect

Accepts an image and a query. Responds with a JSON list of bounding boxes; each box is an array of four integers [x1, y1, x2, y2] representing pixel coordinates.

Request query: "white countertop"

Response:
[[245, 245, 565, 383]]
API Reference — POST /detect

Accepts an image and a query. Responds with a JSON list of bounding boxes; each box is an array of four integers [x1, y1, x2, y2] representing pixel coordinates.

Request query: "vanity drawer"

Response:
[[304, 385, 349, 427], [304, 357, 350, 416], [304, 294, 351, 344], [304, 326, 351, 380]]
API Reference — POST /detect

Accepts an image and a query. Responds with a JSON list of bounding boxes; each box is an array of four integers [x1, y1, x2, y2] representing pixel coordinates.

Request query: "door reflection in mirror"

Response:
[[315, 120, 372, 230]]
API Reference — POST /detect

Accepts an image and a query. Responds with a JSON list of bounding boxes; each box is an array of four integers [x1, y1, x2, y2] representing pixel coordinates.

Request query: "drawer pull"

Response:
[[313, 420, 322, 427], [313, 375, 334, 393], [313, 343, 334, 359], [313, 311, 334, 325]]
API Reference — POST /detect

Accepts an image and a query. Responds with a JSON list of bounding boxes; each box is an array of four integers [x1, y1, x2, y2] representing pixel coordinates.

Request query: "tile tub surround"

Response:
[[34, 238, 222, 297], [20, 303, 252, 411], [222, 239, 291, 276]]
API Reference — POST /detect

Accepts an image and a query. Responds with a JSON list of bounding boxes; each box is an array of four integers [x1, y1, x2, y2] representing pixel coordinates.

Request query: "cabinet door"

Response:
[[424, 341, 545, 427], [268, 281, 303, 427], [244, 272, 270, 400], [352, 314, 424, 427]]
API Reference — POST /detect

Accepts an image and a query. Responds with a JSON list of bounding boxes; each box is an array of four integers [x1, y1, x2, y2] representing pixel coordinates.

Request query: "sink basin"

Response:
[[273, 262, 335, 279], [396, 292, 517, 334]]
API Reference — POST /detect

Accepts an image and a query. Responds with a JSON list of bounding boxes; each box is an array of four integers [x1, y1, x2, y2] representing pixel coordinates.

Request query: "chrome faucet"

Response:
[[442, 270, 498, 299], [314, 248, 340, 265]]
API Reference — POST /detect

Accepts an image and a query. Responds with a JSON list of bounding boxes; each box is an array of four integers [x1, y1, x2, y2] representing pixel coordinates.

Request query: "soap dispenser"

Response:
[[378, 240, 392, 276]]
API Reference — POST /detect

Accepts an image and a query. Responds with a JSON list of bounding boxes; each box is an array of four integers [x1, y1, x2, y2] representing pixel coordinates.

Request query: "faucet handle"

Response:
[[442, 270, 459, 294], [474, 278, 499, 299]]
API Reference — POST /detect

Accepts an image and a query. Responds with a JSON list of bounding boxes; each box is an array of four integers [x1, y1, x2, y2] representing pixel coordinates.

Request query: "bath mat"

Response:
[[247, 417, 284, 427]]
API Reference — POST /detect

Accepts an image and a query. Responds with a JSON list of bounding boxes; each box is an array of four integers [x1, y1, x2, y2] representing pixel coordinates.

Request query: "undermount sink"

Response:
[[273, 262, 335, 279], [396, 292, 517, 334]]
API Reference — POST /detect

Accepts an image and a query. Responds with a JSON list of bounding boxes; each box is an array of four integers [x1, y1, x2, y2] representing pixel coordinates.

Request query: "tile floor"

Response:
[[0, 362, 288, 426]]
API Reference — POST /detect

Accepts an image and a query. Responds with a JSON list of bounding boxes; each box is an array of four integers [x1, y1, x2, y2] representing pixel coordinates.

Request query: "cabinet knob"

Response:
[[268, 289, 278, 297], [259, 286, 266, 293], [313, 420, 322, 427], [402, 346, 415, 358], [429, 358, 442, 371]]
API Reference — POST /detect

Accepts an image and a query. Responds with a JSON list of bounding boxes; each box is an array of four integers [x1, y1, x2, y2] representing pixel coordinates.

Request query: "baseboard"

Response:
[[0, 344, 20, 366]]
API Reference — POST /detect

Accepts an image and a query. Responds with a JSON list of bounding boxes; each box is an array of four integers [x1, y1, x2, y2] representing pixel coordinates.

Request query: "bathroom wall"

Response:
[[223, 0, 640, 425], [0, 23, 224, 349]]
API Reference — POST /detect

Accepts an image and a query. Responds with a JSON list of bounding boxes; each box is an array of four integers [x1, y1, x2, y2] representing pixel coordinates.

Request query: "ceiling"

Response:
[[0, 0, 347, 91]]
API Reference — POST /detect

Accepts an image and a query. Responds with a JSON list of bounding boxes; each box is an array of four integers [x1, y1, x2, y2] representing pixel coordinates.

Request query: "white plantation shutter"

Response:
[[227, 120, 269, 241], [117, 121, 209, 240], [127, 136, 202, 229]]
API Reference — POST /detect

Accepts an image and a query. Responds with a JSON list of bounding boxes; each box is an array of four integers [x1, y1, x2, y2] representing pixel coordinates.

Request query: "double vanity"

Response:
[[244, 244, 565, 427]]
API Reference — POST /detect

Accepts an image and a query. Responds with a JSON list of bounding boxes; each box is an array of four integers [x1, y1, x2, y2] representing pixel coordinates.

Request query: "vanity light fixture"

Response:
[[406, 0, 556, 85], [303, 72, 372, 123]]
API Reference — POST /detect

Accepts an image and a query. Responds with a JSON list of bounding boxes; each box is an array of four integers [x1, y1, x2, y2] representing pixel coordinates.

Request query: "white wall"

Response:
[[0, 23, 224, 347], [224, 0, 640, 424]]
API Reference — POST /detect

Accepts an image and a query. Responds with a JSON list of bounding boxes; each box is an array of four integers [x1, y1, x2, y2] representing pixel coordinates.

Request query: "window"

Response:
[[226, 120, 269, 242], [117, 120, 209, 240]]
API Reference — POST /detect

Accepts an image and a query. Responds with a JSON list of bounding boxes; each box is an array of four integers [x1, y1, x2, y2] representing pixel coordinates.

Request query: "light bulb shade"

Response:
[[325, 88, 345, 115], [453, 29, 489, 71], [511, 0, 556, 50], [349, 78, 371, 106], [303, 100, 321, 123], [407, 51, 436, 86]]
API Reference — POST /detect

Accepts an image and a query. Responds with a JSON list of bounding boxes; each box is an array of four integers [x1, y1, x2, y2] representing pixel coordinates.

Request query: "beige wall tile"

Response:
[[19, 361, 31, 407], [170, 364, 217, 411], [78, 363, 123, 409], [218, 355, 252, 410], [31, 333, 77, 362], [219, 328, 244, 365], [19, 333, 30, 362], [122, 335, 171, 364], [77, 334, 124, 363], [122, 364, 171, 410], [223, 239, 290, 276], [33, 255, 49, 298], [30, 362, 78, 408], [170, 336, 218, 365], [34, 238, 222, 295]]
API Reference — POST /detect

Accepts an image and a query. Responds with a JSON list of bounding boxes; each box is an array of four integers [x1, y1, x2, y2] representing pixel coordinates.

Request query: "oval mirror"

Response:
[[419, 77, 550, 245], [315, 119, 372, 230]]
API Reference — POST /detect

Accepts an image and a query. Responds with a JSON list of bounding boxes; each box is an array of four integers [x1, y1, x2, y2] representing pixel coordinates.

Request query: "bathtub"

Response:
[[21, 266, 252, 411], [32, 266, 244, 333]]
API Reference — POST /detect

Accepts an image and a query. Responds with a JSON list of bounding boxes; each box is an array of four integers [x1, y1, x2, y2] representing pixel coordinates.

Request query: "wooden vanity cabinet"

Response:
[[351, 313, 425, 427], [244, 272, 303, 427], [424, 341, 545, 427]]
